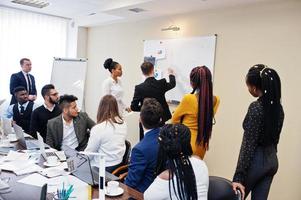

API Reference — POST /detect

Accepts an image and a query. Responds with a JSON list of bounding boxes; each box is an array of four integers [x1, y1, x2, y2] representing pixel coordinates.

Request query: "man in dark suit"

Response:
[[131, 61, 176, 139], [46, 94, 95, 151], [10, 58, 37, 105], [125, 98, 163, 192]]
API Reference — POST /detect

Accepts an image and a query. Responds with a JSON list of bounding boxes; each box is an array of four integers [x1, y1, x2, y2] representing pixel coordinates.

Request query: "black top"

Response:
[[29, 104, 61, 141], [13, 101, 34, 133], [233, 99, 284, 184], [130, 75, 176, 122]]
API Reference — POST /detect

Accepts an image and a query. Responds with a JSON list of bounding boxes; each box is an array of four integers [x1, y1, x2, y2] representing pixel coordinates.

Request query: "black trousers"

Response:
[[244, 146, 278, 200]]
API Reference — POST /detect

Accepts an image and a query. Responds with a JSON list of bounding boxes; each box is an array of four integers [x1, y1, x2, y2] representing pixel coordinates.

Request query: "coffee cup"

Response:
[[47, 156, 58, 166], [107, 181, 119, 194]]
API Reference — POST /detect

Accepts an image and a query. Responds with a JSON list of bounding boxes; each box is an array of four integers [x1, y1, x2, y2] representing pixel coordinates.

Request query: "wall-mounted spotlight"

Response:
[[161, 25, 180, 32]]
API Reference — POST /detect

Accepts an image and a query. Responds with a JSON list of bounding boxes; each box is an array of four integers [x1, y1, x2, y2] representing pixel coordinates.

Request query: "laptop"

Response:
[[37, 132, 66, 161], [0, 118, 15, 154], [63, 146, 118, 186], [13, 124, 40, 150], [2, 118, 13, 136]]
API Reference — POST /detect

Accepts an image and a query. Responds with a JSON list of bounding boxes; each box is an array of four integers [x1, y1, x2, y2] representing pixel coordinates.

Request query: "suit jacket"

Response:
[[10, 71, 37, 105], [46, 112, 95, 151], [125, 128, 160, 192], [130, 75, 176, 122]]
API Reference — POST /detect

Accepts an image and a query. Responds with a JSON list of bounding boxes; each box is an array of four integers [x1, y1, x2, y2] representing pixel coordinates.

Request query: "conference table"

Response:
[[0, 139, 143, 200]]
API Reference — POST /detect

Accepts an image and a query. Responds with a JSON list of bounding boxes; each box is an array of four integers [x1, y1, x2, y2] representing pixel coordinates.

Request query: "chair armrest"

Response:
[[112, 165, 128, 175], [119, 172, 128, 182]]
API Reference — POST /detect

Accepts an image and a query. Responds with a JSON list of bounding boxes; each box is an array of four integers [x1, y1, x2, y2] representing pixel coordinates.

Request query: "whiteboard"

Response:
[[144, 35, 217, 102], [51, 58, 87, 110]]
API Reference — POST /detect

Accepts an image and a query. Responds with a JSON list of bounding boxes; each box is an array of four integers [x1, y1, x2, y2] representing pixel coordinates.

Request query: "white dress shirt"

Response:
[[61, 117, 78, 149], [3, 101, 38, 119], [102, 77, 126, 113], [144, 156, 209, 200], [43, 103, 55, 112], [85, 119, 127, 167], [21, 70, 32, 92]]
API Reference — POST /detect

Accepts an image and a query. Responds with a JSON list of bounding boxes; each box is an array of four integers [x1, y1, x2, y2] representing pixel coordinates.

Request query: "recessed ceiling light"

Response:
[[11, 0, 50, 9]]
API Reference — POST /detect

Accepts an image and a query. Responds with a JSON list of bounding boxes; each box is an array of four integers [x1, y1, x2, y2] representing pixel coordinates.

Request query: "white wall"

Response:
[[77, 27, 88, 58], [66, 20, 78, 58], [83, 0, 301, 199]]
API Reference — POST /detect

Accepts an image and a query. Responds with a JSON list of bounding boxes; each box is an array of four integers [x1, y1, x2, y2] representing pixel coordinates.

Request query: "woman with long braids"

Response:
[[171, 66, 220, 159], [232, 64, 284, 199], [102, 58, 130, 114], [144, 124, 209, 200]]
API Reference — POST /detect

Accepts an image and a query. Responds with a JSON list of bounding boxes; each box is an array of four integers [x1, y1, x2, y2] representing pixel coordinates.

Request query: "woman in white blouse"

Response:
[[102, 58, 130, 114], [144, 124, 209, 200], [85, 95, 127, 173]]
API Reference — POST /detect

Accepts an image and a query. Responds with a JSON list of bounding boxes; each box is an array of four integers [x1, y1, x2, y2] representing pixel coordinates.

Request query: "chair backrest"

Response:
[[111, 140, 131, 182], [121, 140, 131, 165], [208, 176, 241, 200]]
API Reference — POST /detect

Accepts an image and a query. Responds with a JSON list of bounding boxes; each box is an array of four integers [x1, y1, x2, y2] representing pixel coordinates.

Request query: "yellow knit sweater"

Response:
[[171, 94, 220, 159]]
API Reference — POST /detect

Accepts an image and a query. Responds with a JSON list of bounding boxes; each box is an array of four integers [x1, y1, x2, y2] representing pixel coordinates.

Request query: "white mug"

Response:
[[107, 181, 119, 194]]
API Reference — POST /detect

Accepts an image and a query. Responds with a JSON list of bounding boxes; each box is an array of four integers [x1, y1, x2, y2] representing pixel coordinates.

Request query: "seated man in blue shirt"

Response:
[[3, 86, 38, 133], [125, 98, 163, 192]]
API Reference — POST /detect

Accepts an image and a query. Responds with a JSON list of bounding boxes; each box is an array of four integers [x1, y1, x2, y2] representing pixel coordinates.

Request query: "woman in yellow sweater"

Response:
[[171, 66, 219, 159]]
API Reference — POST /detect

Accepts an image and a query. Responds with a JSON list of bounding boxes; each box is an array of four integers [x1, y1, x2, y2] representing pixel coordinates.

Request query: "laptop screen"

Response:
[[2, 118, 13, 135], [13, 124, 27, 148], [63, 146, 119, 186]]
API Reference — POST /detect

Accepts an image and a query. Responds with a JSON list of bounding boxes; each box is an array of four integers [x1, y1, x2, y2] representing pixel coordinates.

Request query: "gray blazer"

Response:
[[46, 112, 95, 151]]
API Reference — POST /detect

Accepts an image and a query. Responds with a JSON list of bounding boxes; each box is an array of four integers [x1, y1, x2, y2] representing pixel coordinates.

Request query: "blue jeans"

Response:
[[244, 146, 278, 200]]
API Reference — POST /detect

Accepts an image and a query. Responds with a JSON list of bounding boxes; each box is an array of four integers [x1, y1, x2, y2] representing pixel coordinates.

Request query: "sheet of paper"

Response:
[[4, 151, 30, 161], [39, 167, 69, 178], [18, 173, 48, 187], [144, 40, 166, 59], [0, 143, 14, 148], [0, 160, 35, 172], [15, 164, 43, 176]]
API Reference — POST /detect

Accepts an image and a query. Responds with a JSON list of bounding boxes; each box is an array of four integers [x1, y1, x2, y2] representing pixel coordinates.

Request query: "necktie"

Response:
[[20, 105, 25, 114], [26, 74, 32, 93]]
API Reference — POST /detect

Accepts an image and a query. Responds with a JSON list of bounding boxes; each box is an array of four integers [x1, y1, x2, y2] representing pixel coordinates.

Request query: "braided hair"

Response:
[[156, 124, 198, 200], [103, 58, 119, 73], [246, 64, 282, 145], [190, 66, 213, 148]]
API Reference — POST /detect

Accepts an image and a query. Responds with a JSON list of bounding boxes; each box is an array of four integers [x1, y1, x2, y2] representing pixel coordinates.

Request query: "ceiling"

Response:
[[0, 0, 277, 27]]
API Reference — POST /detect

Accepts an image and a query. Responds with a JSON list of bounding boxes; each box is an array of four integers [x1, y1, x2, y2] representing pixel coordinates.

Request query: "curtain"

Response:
[[0, 6, 68, 104]]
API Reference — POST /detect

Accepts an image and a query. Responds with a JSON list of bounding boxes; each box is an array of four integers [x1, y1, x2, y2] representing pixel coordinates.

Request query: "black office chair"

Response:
[[121, 140, 131, 165], [208, 176, 241, 200], [112, 140, 131, 182]]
